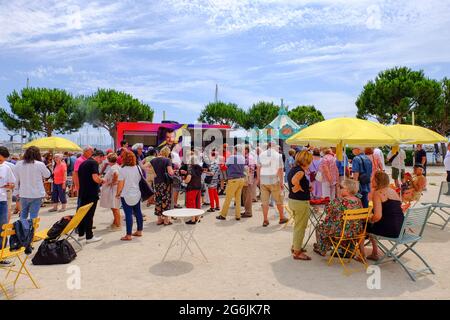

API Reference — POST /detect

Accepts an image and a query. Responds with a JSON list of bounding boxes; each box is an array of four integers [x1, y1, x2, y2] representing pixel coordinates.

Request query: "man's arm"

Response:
[[72, 171, 79, 191], [92, 173, 103, 184], [40, 162, 51, 179]]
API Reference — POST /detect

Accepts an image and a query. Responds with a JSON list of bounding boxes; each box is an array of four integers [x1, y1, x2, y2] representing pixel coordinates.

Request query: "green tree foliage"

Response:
[[85, 89, 154, 146], [198, 101, 245, 128], [356, 67, 442, 124], [242, 101, 280, 129], [288, 105, 325, 126], [420, 77, 450, 136], [0, 87, 85, 137]]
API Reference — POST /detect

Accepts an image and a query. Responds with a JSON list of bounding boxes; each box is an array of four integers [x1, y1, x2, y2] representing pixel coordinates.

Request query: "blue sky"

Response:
[[1, 0, 450, 144]]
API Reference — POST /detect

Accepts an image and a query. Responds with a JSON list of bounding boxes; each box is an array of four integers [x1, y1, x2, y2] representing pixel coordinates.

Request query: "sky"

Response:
[[1, 0, 450, 144]]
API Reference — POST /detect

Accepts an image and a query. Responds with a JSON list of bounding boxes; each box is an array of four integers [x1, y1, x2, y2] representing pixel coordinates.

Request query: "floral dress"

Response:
[[313, 197, 363, 255]]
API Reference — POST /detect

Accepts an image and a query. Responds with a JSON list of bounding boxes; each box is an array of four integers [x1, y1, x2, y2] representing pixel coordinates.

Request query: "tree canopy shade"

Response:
[[356, 67, 441, 125], [288, 105, 325, 126], [241, 101, 280, 129], [0, 87, 85, 137], [85, 89, 154, 146], [197, 101, 245, 128]]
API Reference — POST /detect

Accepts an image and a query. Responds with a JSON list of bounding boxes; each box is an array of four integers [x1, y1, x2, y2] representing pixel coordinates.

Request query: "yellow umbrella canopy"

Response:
[[22, 136, 82, 152], [385, 124, 448, 144], [286, 117, 399, 147]]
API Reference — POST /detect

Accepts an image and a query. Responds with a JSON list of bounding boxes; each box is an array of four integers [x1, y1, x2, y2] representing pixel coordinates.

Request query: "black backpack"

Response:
[[47, 216, 73, 240], [32, 239, 76, 265]]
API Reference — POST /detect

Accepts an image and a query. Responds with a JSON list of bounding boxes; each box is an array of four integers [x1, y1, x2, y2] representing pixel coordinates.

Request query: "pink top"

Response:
[[53, 162, 67, 184], [319, 154, 339, 184], [74, 155, 87, 172]]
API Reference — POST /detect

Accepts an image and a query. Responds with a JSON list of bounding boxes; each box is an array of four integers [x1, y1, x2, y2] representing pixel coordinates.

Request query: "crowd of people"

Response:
[[1, 135, 448, 266]]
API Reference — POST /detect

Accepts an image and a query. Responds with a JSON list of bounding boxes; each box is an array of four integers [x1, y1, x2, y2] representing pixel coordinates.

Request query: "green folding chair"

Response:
[[422, 181, 450, 230], [370, 205, 434, 281]]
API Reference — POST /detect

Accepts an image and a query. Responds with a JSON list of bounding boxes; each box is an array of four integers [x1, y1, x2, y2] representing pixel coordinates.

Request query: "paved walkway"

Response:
[[5, 167, 450, 299]]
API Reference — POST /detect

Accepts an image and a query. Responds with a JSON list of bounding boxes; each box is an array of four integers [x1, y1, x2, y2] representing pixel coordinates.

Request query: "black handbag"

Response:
[[47, 216, 73, 240], [32, 239, 77, 265], [137, 166, 154, 201]]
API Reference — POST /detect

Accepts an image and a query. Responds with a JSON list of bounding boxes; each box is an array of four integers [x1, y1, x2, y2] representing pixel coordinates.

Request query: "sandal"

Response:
[[156, 221, 164, 225], [132, 232, 142, 237], [207, 208, 215, 213], [291, 247, 307, 254], [279, 218, 289, 224], [121, 236, 132, 241], [164, 221, 173, 226], [262, 221, 269, 227], [293, 253, 311, 260]]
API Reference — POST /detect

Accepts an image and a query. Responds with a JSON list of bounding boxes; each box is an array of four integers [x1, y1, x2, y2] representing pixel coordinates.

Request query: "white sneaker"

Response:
[[86, 236, 102, 244], [78, 235, 85, 241]]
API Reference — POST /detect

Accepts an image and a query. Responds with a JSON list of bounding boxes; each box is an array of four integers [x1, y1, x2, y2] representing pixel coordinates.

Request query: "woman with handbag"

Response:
[[116, 151, 144, 241], [150, 146, 174, 226]]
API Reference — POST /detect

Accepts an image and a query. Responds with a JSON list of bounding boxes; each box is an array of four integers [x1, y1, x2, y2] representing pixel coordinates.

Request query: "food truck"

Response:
[[116, 121, 231, 149]]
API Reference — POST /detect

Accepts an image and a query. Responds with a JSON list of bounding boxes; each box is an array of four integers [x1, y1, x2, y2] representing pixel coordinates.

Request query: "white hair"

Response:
[[132, 143, 143, 150]]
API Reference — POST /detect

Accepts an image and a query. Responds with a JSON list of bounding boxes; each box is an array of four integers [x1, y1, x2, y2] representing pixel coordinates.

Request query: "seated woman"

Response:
[[401, 164, 427, 204], [364, 171, 405, 261], [313, 179, 363, 256]]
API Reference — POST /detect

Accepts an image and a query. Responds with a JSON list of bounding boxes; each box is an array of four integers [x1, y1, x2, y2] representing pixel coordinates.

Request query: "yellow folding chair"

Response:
[[33, 203, 93, 251], [1, 218, 40, 299], [327, 207, 372, 275]]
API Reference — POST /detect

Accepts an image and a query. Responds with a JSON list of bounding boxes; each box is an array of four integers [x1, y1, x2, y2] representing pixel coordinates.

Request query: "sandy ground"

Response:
[[3, 166, 450, 300]]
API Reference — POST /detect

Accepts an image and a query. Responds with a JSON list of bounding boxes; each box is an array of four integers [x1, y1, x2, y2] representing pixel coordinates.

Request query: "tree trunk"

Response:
[[109, 127, 117, 150]]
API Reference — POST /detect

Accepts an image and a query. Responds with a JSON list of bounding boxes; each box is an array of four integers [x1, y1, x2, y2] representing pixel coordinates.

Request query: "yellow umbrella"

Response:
[[22, 136, 82, 152], [385, 124, 448, 144], [286, 118, 399, 147]]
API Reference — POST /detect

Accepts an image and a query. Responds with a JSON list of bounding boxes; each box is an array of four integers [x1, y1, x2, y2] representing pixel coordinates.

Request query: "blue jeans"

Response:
[[0, 201, 8, 248], [360, 191, 369, 208], [20, 197, 42, 220], [121, 198, 143, 236], [52, 183, 67, 204]]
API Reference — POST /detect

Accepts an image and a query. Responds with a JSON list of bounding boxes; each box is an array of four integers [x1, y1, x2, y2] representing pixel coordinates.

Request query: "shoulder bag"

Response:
[[137, 166, 154, 201]]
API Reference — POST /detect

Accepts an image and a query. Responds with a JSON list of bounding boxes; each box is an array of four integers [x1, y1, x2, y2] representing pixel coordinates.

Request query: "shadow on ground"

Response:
[[271, 255, 435, 298], [149, 261, 194, 277]]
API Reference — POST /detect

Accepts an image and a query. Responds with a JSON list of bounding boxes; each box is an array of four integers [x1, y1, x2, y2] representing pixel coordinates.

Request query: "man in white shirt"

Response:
[[256, 142, 288, 227], [387, 147, 406, 188], [0, 146, 16, 263]]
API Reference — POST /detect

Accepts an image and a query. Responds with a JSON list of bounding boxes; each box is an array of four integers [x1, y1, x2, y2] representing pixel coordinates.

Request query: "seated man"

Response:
[[401, 164, 427, 204], [313, 179, 363, 256]]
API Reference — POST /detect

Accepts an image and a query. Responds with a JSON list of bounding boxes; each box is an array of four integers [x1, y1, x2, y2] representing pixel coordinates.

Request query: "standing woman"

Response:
[[287, 150, 313, 261], [100, 153, 121, 231], [365, 147, 383, 201], [150, 146, 174, 226], [116, 151, 143, 241], [49, 154, 67, 212], [310, 148, 322, 199], [14, 146, 51, 220]]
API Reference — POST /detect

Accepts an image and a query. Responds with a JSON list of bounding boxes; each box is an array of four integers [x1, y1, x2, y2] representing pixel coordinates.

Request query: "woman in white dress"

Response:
[[100, 153, 121, 231]]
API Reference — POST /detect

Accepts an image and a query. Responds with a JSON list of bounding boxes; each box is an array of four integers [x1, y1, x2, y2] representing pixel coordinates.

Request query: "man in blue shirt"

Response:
[[216, 145, 246, 221], [351, 146, 372, 208]]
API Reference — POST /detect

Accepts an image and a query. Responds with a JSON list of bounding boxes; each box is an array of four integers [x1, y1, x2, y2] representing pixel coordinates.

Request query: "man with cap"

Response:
[[351, 146, 373, 208], [77, 149, 106, 244]]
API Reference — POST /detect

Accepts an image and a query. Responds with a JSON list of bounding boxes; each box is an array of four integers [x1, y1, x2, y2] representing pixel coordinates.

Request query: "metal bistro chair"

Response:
[[422, 181, 450, 230], [371, 205, 434, 281]]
